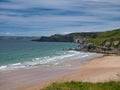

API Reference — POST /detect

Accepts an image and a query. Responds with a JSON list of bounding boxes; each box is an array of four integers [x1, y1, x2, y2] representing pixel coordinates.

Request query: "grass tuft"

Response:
[[42, 81, 120, 90]]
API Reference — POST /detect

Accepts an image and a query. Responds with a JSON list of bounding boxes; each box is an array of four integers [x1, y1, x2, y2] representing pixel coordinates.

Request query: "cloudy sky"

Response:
[[0, 0, 120, 36]]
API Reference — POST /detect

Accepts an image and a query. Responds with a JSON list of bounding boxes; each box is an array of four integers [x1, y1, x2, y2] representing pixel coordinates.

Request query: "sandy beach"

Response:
[[58, 55, 120, 82], [0, 55, 120, 90]]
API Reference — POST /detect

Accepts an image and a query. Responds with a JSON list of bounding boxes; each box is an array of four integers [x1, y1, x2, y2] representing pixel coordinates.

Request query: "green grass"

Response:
[[97, 29, 120, 39], [88, 38, 107, 46], [42, 81, 120, 90], [88, 29, 120, 46]]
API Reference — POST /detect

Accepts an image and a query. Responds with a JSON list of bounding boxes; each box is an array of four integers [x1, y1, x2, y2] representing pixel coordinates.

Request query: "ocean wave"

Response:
[[0, 51, 96, 72]]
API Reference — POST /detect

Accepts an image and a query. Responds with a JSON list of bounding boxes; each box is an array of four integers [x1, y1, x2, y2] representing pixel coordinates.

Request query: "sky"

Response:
[[0, 0, 120, 36]]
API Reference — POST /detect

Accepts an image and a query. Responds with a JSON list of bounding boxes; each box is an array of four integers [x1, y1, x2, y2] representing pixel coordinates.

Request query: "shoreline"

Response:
[[0, 54, 120, 90], [22, 54, 120, 90], [0, 50, 97, 72]]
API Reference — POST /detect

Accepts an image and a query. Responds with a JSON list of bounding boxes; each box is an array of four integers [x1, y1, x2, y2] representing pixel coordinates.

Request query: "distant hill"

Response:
[[0, 36, 38, 40]]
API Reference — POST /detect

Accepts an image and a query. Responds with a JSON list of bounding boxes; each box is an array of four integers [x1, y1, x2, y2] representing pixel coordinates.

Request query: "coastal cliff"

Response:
[[32, 29, 120, 45], [33, 29, 120, 54], [33, 34, 74, 42], [32, 32, 98, 42]]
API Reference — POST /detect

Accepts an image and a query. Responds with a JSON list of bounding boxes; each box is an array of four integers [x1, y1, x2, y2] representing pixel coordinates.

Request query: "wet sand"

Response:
[[0, 55, 120, 90], [0, 66, 77, 90]]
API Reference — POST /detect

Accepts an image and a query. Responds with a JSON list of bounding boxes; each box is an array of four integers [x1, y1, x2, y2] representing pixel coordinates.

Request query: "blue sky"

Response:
[[0, 0, 120, 36]]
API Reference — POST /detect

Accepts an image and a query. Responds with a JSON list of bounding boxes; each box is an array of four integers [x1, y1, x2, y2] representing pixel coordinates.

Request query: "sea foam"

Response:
[[0, 50, 96, 72]]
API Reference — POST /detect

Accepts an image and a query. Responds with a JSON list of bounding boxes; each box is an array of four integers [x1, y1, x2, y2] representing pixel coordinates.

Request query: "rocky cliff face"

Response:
[[103, 39, 120, 48], [32, 35, 74, 42]]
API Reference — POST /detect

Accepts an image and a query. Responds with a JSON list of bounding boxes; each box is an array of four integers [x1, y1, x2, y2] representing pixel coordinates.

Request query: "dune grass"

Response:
[[42, 81, 120, 90]]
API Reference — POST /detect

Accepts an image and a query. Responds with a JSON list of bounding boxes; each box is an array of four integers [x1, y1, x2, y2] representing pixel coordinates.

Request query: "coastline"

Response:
[[0, 54, 120, 90]]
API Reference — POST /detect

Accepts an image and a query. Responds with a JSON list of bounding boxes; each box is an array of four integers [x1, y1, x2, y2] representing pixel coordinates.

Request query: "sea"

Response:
[[0, 40, 97, 72]]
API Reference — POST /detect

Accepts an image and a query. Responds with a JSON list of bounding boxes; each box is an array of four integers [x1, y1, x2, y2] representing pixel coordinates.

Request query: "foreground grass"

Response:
[[42, 81, 120, 90]]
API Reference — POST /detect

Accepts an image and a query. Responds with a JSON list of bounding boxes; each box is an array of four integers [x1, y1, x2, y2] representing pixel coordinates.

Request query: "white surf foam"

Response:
[[0, 50, 97, 72]]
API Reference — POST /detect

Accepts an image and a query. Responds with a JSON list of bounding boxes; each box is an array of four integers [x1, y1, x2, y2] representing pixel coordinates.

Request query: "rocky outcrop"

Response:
[[74, 37, 88, 44], [73, 39, 120, 55], [103, 39, 120, 48]]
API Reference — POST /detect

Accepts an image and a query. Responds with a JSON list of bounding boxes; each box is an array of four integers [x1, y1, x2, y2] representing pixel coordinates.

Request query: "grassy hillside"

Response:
[[97, 29, 120, 39], [88, 29, 120, 46], [42, 81, 120, 90]]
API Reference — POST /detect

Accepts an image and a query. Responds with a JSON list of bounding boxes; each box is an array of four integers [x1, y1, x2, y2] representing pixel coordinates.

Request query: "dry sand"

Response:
[[0, 55, 120, 90], [58, 55, 120, 82]]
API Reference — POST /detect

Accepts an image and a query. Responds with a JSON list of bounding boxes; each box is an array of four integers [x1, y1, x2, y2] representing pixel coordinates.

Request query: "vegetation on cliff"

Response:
[[88, 29, 120, 46]]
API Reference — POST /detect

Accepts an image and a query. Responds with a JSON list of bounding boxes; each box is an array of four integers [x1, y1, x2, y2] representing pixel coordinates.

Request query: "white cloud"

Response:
[[0, 0, 120, 36], [0, 32, 15, 36]]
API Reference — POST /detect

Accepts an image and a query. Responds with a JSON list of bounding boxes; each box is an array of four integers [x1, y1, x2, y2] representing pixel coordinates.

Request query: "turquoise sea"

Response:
[[0, 40, 96, 71]]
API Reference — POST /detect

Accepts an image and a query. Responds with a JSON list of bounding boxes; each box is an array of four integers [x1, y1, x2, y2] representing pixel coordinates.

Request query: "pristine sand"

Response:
[[58, 55, 120, 82], [0, 55, 120, 90]]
